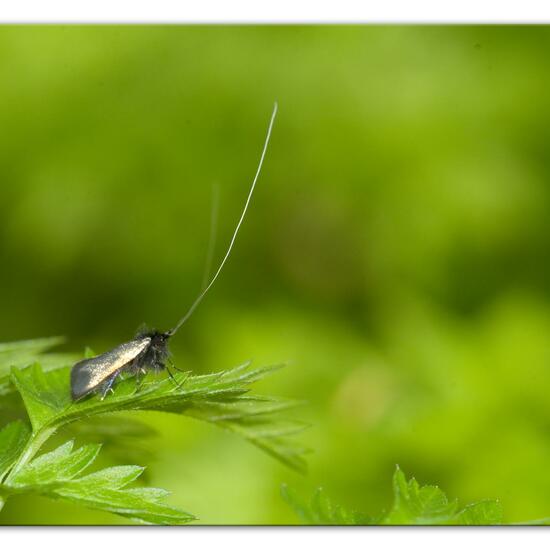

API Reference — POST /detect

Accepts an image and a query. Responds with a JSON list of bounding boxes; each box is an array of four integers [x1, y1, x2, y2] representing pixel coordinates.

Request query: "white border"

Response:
[[0, 0, 550, 23], [1, 526, 550, 550], [1, 3, 549, 545]]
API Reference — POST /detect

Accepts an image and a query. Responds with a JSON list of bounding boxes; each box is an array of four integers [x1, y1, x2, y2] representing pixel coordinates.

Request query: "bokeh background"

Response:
[[1, 25, 550, 524]]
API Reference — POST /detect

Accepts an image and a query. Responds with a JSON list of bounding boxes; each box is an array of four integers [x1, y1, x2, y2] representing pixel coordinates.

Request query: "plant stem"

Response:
[[5, 427, 55, 482]]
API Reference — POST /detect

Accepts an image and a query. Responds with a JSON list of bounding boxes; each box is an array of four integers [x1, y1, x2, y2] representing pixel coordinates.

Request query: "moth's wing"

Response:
[[71, 337, 151, 400]]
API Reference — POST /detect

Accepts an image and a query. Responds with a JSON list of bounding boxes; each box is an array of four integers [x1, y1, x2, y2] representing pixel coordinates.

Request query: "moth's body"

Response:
[[71, 331, 170, 401]]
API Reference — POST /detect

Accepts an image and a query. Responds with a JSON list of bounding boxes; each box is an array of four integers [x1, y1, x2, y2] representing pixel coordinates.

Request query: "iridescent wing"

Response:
[[71, 337, 151, 400]]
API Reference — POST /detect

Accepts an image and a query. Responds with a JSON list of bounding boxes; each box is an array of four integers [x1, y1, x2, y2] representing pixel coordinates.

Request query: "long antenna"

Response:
[[201, 183, 220, 290], [168, 102, 278, 337]]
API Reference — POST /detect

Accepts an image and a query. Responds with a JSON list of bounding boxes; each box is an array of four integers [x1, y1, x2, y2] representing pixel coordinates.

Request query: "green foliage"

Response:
[[0, 421, 30, 480], [284, 467, 504, 525], [0, 338, 306, 524], [281, 484, 369, 525], [384, 467, 502, 525], [9, 360, 308, 473], [3, 440, 193, 525], [0, 337, 75, 397]]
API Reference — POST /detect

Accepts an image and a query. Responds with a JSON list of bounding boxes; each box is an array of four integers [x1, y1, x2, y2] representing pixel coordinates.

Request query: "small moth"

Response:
[[71, 103, 278, 401]]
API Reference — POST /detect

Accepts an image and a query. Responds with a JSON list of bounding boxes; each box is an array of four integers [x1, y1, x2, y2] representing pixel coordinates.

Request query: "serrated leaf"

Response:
[[384, 467, 502, 525], [0, 337, 75, 397], [10, 441, 101, 486], [284, 468, 504, 526], [0, 421, 31, 480], [0, 337, 306, 523], [455, 500, 503, 525], [10, 364, 68, 432], [281, 484, 369, 525], [3, 440, 193, 525], [54, 485, 192, 525], [0, 337, 65, 356], [9, 360, 307, 473], [384, 466, 458, 524], [75, 465, 145, 490], [125, 487, 170, 501], [281, 485, 315, 524]]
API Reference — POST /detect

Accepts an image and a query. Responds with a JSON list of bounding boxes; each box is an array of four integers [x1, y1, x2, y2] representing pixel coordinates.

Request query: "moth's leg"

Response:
[[166, 362, 185, 390], [167, 356, 185, 373], [100, 371, 119, 401], [135, 361, 151, 393], [130, 352, 149, 394], [119, 361, 136, 383], [134, 366, 146, 393], [166, 356, 189, 387]]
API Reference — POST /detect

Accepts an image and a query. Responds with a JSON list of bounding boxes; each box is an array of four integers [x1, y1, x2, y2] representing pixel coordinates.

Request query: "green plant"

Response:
[[283, 466, 550, 525], [0, 337, 307, 524], [281, 484, 370, 525]]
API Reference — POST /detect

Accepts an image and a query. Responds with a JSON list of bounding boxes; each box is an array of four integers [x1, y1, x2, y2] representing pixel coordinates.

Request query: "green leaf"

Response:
[[0, 337, 66, 364], [0, 337, 306, 523], [4, 440, 193, 525], [284, 467, 503, 526], [10, 360, 307, 473], [384, 467, 502, 525], [455, 500, 503, 525], [0, 337, 75, 397], [11, 364, 68, 432], [0, 421, 31, 480], [384, 466, 459, 524], [9, 440, 101, 486], [281, 484, 369, 525], [71, 465, 145, 490]]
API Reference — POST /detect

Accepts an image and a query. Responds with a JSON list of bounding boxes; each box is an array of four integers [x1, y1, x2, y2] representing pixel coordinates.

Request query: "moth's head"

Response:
[[150, 330, 171, 347]]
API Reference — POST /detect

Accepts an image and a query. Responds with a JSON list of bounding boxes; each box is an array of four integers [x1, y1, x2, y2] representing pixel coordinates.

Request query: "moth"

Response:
[[71, 103, 278, 401]]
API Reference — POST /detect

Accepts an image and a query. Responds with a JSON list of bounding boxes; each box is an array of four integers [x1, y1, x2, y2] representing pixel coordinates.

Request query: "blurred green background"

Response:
[[1, 25, 550, 524]]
